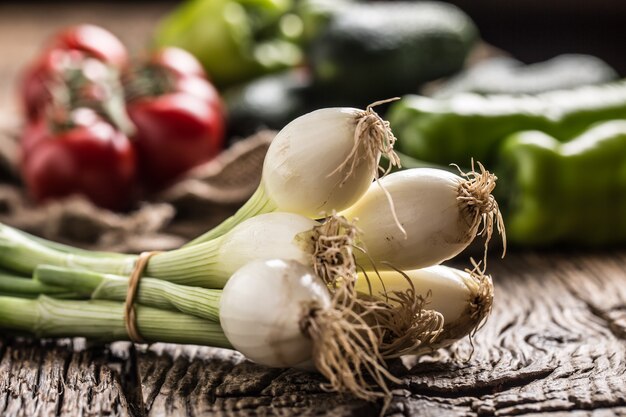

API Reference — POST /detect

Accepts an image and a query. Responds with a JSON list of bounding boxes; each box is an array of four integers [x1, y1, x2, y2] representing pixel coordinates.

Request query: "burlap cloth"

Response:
[[0, 117, 274, 253]]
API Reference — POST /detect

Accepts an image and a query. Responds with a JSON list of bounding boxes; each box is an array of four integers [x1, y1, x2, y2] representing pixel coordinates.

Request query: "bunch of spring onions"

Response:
[[0, 103, 505, 402]]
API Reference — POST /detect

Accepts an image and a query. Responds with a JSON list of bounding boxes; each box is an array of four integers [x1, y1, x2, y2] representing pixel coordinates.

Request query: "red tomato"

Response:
[[127, 93, 224, 190], [21, 49, 84, 121], [21, 25, 127, 121], [174, 75, 225, 116], [51, 24, 128, 68], [149, 47, 205, 79], [126, 47, 225, 190], [21, 108, 136, 211]]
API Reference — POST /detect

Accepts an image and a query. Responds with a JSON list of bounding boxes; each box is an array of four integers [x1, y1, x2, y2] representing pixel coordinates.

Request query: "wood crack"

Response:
[[407, 366, 556, 399], [112, 343, 147, 417], [0, 337, 9, 415], [54, 343, 71, 417]]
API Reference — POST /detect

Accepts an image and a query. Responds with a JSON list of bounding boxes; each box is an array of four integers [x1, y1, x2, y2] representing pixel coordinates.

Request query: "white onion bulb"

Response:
[[263, 108, 379, 217], [219, 259, 331, 367], [343, 167, 503, 270]]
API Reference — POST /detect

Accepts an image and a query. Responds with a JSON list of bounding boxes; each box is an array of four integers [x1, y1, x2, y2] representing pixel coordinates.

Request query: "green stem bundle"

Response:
[[0, 295, 231, 347], [35, 266, 221, 322]]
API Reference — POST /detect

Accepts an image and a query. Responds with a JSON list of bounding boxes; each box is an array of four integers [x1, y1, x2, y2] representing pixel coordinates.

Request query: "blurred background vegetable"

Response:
[[125, 47, 225, 190], [21, 108, 136, 211], [224, 68, 311, 138], [218, 0, 479, 137], [495, 121, 626, 246], [17, 25, 227, 209], [304, 1, 477, 106], [20, 24, 129, 122], [425, 54, 618, 98], [155, 0, 301, 87], [387, 81, 626, 166]]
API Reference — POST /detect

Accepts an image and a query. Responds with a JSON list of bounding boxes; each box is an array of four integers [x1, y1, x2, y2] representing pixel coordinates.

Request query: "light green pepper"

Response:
[[387, 81, 626, 166], [156, 0, 301, 87], [495, 120, 626, 246]]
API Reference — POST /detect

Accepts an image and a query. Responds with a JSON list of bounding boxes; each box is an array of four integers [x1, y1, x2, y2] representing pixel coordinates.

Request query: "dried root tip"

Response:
[[301, 284, 399, 402], [364, 98, 403, 176], [357, 269, 445, 359], [455, 160, 507, 268], [362, 98, 407, 238], [308, 215, 402, 401], [465, 260, 495, 336], [329, 98, 402, 187], [329, 98, 406, 239], [412, 261, 495, 358], [371, 292, 444, 359], [311, 214, 360, 290]]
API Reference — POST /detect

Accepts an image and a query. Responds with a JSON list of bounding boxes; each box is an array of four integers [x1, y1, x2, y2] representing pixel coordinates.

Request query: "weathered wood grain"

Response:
[[2, 253, 626, 416], [0, 340, 130, 417]]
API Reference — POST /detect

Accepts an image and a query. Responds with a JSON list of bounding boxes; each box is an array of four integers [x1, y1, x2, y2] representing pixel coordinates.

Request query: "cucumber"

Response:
[[224, 69, 313, 139], [307, 1, 478, 106], [431, 54, 619, 98]]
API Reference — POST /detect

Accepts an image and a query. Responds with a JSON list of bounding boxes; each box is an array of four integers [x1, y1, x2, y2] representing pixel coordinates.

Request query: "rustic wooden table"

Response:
[[1, 3, 626, 417]]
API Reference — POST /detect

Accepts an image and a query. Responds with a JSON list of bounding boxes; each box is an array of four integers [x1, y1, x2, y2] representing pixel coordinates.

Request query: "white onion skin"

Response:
[[262, 108, 378, 218], [219, 259, 331, 368], [213, 212, 318, 277], [342, 169, 474, 270], [356, 265, 472, 324]]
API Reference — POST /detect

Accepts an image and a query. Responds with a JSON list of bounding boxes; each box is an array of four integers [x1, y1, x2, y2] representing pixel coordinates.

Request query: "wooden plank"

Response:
[[399, 253, 626, 416], [0, 340, 131, 417]]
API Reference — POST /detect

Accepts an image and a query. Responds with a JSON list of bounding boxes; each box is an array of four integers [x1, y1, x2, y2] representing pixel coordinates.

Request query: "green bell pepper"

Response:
[[495, 120, 626, 246], [155, 0, 302, 87], [387, 81, 626, 166]]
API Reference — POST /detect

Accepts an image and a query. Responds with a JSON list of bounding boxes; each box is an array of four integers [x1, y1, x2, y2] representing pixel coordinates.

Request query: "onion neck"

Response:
[[184, 184, 278, 247], [146, 236, 227, 288]]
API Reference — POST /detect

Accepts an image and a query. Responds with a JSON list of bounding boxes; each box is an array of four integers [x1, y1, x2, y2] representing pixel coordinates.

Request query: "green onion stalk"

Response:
[[0, 271, 78, 299], [35, 265, 221, 322], [0, 267, 229, 346]]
